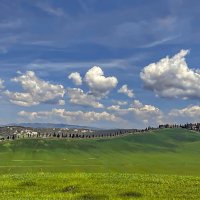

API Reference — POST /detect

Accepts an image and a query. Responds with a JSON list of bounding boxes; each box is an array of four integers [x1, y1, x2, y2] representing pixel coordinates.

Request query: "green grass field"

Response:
[[0, 128, 200, 199]]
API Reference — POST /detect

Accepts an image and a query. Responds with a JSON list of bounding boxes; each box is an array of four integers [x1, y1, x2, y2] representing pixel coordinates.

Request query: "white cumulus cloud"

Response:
[[68, 72, 82, 85], [58, 99, 65, 106], [107, 105, 120, 111], [85, 66, 118, 96], [67, 88, 104, 108], [108, 100, 164, 127], [131, 100, 143, 108], [140, 49, 200, 99], [127, 101, 163, 125], [4, 71, 65, 106], [18, 109, 120, 124], [169, 105, 200, 121], [118, 84, 134, 98], [112, 100, 128, 106]]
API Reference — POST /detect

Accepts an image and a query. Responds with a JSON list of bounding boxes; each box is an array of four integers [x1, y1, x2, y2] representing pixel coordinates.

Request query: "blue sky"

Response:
[[0, 0, 199, 128]]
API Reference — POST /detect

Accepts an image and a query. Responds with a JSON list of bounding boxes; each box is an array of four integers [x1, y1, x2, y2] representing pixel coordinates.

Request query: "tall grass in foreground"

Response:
[[1, 172, 200, 199]]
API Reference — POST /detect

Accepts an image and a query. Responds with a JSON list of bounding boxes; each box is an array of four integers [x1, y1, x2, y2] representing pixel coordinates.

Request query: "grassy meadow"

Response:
[[0, 128, 200, 199]]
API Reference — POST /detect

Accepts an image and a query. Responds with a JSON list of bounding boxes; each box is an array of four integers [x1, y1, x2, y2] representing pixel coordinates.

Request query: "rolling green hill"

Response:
[[0, 128, 200, 175], [1, 128, 200, 199]]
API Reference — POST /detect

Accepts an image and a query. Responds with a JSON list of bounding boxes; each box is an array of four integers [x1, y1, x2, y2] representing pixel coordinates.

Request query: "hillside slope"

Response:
[[0, 128, 200, 175]]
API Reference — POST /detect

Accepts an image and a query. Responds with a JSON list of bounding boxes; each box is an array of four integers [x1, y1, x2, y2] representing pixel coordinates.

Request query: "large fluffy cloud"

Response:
[[68, 72, 82, 86], [4, 71, 65, 106], [140, 50, 200, 99], [85, 66, 118, 96], [67, 88, 104, 108], [118, 84, 134, 98], [18, 109, 120, 124]]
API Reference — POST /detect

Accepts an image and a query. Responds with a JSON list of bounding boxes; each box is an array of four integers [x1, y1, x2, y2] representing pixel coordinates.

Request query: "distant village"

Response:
[[0, 122, 199, 142], [0, 126, 134, 141], [159, 123, 200, 131]]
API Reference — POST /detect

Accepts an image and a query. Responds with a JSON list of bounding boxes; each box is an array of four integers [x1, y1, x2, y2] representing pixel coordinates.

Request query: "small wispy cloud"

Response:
[[35, 2, 65, 17], [22, 40, 56, 46], [141, 35, 180, 48], [26, 55, 144, 72], [0, 35, 20, 54], [78, 0, 90, 14]]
